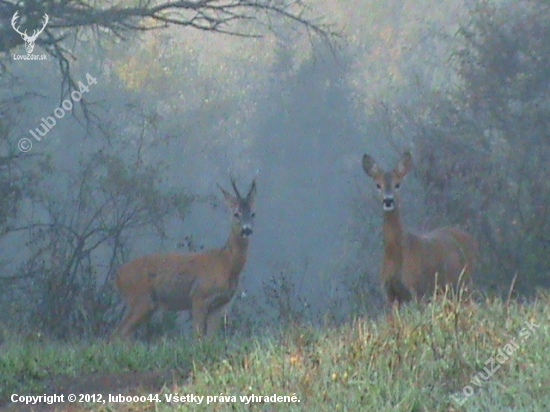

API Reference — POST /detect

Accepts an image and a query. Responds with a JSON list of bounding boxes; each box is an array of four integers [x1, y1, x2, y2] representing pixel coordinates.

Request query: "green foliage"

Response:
[[0, 293, 548, 411]]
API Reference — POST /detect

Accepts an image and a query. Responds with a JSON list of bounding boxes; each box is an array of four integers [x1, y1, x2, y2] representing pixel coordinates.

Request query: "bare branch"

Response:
[[0, 0, 337, 125]]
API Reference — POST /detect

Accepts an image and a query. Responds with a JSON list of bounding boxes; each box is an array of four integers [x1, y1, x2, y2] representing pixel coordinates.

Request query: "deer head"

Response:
[[362, 152, 412, 212], [218, 177, 256, 238]]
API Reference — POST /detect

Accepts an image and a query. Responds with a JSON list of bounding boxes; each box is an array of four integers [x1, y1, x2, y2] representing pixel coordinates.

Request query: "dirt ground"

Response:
[[1, 369, 186, 412]]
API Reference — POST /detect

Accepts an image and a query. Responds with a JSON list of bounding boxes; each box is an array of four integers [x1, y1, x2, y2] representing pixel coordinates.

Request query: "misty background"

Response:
[[0, 0, 548, 339]]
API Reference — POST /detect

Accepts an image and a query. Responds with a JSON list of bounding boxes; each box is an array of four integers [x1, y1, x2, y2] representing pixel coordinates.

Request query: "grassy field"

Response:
[[1, 292, 548, 411]]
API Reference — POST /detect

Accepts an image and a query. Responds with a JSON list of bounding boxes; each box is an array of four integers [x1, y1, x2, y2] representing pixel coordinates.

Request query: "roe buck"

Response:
[[112, 178, 256, 340], [362, 152, 476, 305]]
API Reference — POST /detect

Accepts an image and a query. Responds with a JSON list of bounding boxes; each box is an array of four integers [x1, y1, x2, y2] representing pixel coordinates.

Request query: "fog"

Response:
[[1, 0, 548, 337]]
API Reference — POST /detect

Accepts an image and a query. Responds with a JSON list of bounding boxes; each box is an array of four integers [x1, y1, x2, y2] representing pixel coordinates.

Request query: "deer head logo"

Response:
[[11, 11, 49, 54]]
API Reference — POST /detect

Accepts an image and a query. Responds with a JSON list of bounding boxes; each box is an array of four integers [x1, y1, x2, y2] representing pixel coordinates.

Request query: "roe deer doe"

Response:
[[111, 178, 256, 340], [362, 152, 476, 305]]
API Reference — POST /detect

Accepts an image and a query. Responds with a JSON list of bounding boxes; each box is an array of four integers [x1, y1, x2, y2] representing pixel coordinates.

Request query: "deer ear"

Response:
[[396, 152, 412, 178], [362, 154, 381, 178]]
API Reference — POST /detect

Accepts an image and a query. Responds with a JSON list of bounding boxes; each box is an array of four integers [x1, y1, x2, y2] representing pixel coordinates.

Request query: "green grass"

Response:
[[1, 292, 549, 411]]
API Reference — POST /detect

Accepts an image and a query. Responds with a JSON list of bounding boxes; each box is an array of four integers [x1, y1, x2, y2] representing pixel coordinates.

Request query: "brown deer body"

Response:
[[112, 178, 256, 340], [362, 152, 476, 304]]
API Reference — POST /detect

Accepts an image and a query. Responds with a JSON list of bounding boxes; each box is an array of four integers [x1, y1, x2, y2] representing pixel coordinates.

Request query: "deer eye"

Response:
[[233, 212, 241, 218], [376, 184, 381, 189], [251, 212, 256, 218], [395, 183, 400, 189]]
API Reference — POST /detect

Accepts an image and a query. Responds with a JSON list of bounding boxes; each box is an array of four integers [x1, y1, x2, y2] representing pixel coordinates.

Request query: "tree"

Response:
[[399, 0, 550, 295], [1, 0, 335, 97], [17, 150, 193, 338]]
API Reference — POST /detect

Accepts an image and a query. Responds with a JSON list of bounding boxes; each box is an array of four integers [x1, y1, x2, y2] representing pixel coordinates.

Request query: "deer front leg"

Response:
[[191, 296, 208, 340], [206, 306, 225, 339], [385, 277, 412, 304]]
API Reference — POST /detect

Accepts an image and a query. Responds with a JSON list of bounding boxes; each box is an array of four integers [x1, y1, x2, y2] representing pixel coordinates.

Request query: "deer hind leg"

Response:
[[112, 295, 155, 340]]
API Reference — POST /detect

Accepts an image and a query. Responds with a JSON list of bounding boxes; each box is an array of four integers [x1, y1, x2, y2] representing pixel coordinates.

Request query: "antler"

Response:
[[11, 11, 49, 41], [11, 11, 25, 37], [230, 177, 241, 199], [246, 177, 257, 201], [28, 13, 49, 41]]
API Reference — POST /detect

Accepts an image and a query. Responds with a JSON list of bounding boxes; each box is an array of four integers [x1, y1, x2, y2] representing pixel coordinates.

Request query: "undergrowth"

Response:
[[0, 291, 548, 411]]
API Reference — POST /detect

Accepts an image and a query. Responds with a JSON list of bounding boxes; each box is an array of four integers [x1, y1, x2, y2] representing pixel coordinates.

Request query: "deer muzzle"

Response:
[[383, 196, 395, 211], [240, 225, 253, 237]]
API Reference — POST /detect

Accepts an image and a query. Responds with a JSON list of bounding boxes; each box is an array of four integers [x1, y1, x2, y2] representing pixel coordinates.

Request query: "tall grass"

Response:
[[1, 291, 548, 411]]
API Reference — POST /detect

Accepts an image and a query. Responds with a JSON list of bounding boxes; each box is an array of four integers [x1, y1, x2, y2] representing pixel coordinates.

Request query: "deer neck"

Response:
[[383, 207, 405, 266], [223, 223, 249, 284]]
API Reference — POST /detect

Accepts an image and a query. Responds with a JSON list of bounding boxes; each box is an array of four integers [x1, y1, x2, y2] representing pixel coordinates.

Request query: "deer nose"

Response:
[[241, 225, 253, 237], [383, 197, 395, 211]]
